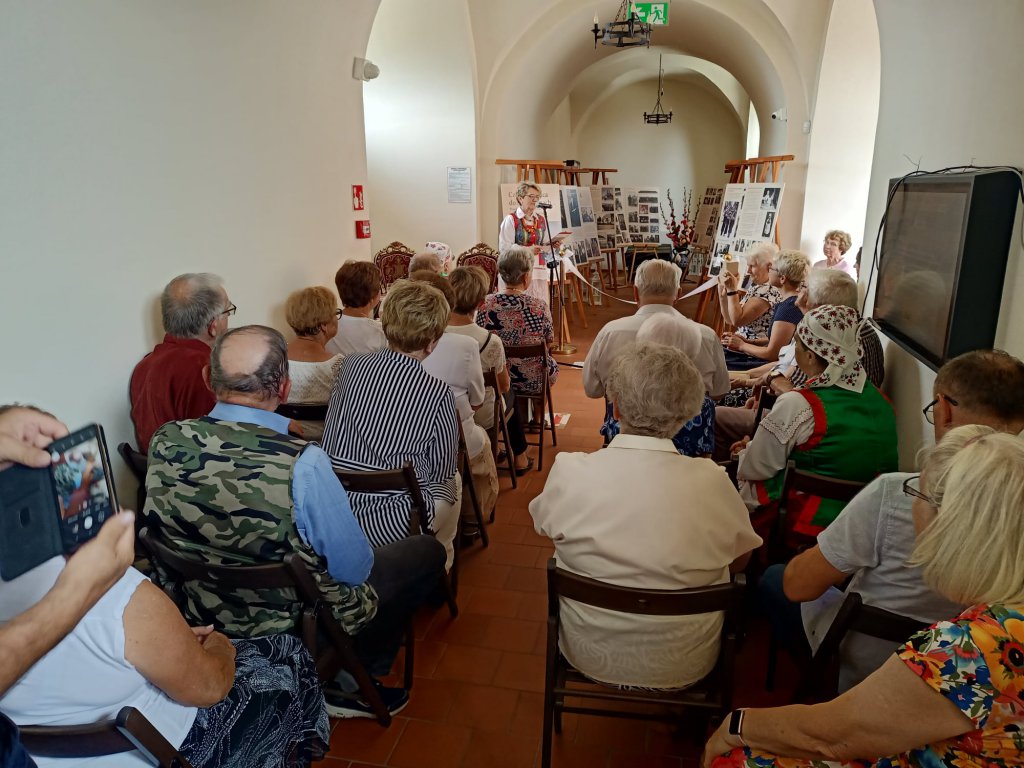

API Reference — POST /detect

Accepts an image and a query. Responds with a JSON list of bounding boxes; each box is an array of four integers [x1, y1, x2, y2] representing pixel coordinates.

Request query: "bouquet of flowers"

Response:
[[661, 188, 695, 251]]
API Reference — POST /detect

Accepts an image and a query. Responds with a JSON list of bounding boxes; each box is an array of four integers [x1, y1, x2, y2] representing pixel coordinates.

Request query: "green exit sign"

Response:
[[632, 2, 669, 25]]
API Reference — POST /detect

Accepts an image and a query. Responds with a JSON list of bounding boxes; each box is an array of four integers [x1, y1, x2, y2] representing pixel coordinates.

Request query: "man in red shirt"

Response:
[[130, 273, 234, 452]]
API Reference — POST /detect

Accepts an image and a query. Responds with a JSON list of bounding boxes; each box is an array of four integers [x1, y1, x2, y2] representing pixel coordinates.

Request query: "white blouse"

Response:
[[326, 316, 387, 358]]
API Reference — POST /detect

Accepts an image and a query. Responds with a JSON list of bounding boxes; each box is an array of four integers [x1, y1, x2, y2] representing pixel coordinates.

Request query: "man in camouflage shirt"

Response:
[[145, 325, 444, 719]]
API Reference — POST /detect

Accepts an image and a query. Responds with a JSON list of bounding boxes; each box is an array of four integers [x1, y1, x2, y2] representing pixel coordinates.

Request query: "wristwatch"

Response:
[[728, 708, 747, 745], [726, 290, 740, 296]]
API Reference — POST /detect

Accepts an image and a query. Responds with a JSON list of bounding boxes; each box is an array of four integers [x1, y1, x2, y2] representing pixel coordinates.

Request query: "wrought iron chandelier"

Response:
[[643, 55, 672, 124], [592, 1, 652, 48]]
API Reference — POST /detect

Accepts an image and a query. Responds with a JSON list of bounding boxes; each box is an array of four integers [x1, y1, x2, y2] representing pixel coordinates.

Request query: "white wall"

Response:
[[800, 0, 880, 256], [575, 77, 745, 208], [364, 0, 478, 255], [0, 0, 379, 490], [866, 0, 1024, 468]]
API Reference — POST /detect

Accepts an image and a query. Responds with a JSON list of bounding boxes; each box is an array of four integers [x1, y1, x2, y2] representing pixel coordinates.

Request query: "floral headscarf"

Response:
[[796, 304, 866, 393], [423, 242, 455, 275]]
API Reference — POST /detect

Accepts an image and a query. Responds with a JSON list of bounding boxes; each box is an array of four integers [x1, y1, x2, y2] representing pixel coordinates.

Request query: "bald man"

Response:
[[144, 325, 444, 719]]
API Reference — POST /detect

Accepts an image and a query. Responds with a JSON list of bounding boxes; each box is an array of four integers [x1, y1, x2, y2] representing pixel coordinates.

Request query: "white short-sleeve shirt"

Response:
[[422, 332, 488, 458]]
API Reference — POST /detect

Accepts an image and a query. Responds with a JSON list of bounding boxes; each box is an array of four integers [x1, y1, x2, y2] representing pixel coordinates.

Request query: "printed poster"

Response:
[[692, 186, 723, 250], [622, 186, 662, 245], [712, 182, 784, 270]]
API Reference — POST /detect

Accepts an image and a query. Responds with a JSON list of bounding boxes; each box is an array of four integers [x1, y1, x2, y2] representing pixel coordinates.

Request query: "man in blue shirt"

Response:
[[145, 325, 445, 719]]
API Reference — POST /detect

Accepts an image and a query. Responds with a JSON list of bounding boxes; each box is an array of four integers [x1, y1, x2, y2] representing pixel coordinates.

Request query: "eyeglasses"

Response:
[[334, 308, 343, 319], [902, 475, 939, 507], [922, 393, 959, 424], [221, 303, 237, 317], [524, 194, 541, 201]]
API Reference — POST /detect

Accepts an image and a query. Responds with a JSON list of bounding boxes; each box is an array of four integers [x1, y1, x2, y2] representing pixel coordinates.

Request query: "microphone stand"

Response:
[[539, 204, 576, 355]]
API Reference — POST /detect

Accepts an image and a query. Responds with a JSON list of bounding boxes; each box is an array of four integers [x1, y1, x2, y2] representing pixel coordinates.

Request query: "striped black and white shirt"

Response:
[[321, 347, 459, 548]]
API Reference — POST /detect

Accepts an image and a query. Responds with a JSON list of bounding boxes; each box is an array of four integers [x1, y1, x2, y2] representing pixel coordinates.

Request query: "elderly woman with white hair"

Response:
[[600, 313, 717, 457], [723, 249, 810, 372], [717, 242, 781, 342], [736, 305, 898, 541], [531, 342, 761, 690], [705, 429, 1024, 768], [476, 245, 558, 398]]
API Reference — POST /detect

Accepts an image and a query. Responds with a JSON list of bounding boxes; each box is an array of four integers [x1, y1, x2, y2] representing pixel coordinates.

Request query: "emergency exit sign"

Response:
[[632, 2, 669, 25]]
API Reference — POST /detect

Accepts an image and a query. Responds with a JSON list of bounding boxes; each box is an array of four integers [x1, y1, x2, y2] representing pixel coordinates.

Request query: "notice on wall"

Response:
[[692, 187, 723, 250], [622, 186, 662, 246], [447, 166, 472, 204], [712, 182, 783, 263]]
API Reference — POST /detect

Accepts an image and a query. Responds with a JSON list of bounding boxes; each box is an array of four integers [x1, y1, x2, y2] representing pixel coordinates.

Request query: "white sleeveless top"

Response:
[[0, 565, 197, 767]]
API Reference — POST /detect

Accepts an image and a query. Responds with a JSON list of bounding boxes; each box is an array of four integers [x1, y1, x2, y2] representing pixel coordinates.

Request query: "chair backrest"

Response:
[[373, 241, 415, 291], [117, 442, 147, 483], [333, 462, 427, 536], [275, 402, 329, 422], [457, 245, 499, 292], [503, 341, 550, 397], [20, 706, 194, 767], [753, 390, 777, 430], [781, 461, 868, 504], [481, 368, 504, 431]]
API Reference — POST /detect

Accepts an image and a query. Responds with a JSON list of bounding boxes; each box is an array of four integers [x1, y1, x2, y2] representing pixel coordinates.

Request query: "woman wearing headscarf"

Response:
[[735, 305, 899, 540]]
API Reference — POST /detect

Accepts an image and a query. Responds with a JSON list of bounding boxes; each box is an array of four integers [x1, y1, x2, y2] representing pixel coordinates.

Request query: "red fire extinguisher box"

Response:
[[355, 220, 371, 239]]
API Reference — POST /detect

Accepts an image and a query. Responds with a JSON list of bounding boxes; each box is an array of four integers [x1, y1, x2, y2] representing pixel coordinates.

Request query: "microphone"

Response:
[[537, 201, 553, 209]]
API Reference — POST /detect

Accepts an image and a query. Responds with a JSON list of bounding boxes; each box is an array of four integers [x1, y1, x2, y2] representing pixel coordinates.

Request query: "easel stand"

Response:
[[541, 206, 576, 355]]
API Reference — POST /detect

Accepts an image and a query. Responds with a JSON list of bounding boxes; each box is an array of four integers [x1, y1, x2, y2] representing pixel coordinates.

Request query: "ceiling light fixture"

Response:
[[592, 1, 652, 49], [643, 55, 672, 124]]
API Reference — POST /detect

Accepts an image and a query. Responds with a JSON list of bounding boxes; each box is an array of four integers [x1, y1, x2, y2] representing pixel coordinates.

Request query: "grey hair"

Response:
[[498, 246, 534, 286], [161, 273, 227, 338], [805, 269, 858, 309], [209, 325, 289, 400], [606, 342, 704, 438], [636, 313, 701, 361], [634, 259, 681, 298], [746, 242, 779, 267], [409, 252, 441, 274], [773, 250, 811, 285]]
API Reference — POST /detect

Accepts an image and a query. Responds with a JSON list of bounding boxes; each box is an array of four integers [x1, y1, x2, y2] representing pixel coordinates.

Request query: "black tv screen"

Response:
[[871, 169, 1020, 370]]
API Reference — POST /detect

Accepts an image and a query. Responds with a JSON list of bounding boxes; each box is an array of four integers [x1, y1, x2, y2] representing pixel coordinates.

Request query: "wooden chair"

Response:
[[457, 420, 489, 548], [117, 442, 148, 515], [373, 241, 415, 293], [483, 369, 517, 492], [333, 463, 460, 617], [275, 402, 329, 422], [542, 560, 745, 768], [503, 341, 556, 472], [456, 243, 500, 292], [20, 706, 193, 767], [138, 527, 408, 727], [795, 591, 928, 702]]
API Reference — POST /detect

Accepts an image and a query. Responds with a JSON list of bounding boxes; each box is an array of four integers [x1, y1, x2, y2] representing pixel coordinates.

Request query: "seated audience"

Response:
[[2, 417, 329, 767], [714, 269, 882, 459], [145, 325, 444, 718], [735, 305, 899, 537], [601, 313, 717, 457], [476, 245, 559, 400], [129, 273, 233, 452], [0, 407, 135, 768], [812, 228, 857, 277], [421, 242, 455, 274], [723, 250, 809, 372], [717, 242, 781, 343], [408, 251, 442, 275], [583, 259, 730, 400], [321, 281, 461, 570], [705, 430, 1024, 768], [326, 260, 387, 357], [448, 266, 533, 474], [761, 348, 1024, 690], [284, 286, 344, 440], [410, 272, 499, 531], [530, 342, 761, 689]]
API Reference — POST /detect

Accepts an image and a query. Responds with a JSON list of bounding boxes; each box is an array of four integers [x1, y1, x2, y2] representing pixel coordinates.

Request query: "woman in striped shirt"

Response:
[[321, 280, 461, 571]]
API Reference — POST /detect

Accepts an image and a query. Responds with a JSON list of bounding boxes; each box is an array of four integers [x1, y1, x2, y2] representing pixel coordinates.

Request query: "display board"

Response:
[[622, 186, 662, 245], [712, 182, 783, 261], [692, 187, 724, 250], [590, 185, 620, 250], [560, 186, 601, 264]]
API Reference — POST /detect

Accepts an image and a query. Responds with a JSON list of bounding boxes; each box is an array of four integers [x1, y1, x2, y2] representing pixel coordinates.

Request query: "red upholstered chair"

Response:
[[456, 243, 500, 292], [373, 242, 415, 293]]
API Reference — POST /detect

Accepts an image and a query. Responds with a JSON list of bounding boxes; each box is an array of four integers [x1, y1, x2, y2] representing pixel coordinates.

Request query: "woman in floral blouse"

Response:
[[704, 426, 1024, 768], [476, 245, 558, 396]]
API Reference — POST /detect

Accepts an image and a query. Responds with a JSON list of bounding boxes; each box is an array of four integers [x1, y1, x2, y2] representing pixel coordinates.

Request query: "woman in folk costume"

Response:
[[498, 182, 569, 257], [735, 304, 898, 542]]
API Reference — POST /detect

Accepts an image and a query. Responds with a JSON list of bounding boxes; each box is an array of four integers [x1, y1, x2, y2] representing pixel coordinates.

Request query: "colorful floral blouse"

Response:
[[738, 282, 781, 340], [476, 292, 558, 395], [712, 602, 1024, 768]]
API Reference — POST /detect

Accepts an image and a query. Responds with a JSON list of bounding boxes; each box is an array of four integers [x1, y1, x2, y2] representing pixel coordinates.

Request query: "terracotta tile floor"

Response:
[[316, 282, 796, 768]]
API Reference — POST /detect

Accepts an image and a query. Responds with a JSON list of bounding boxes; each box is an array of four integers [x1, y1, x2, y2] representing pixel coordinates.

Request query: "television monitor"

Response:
[[871, 169, 1020, 370]]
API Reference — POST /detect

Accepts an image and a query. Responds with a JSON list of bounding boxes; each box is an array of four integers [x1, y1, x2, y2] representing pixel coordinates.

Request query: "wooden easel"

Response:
[[694, 154, 795, 332], [494, 159, 620, 346]]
